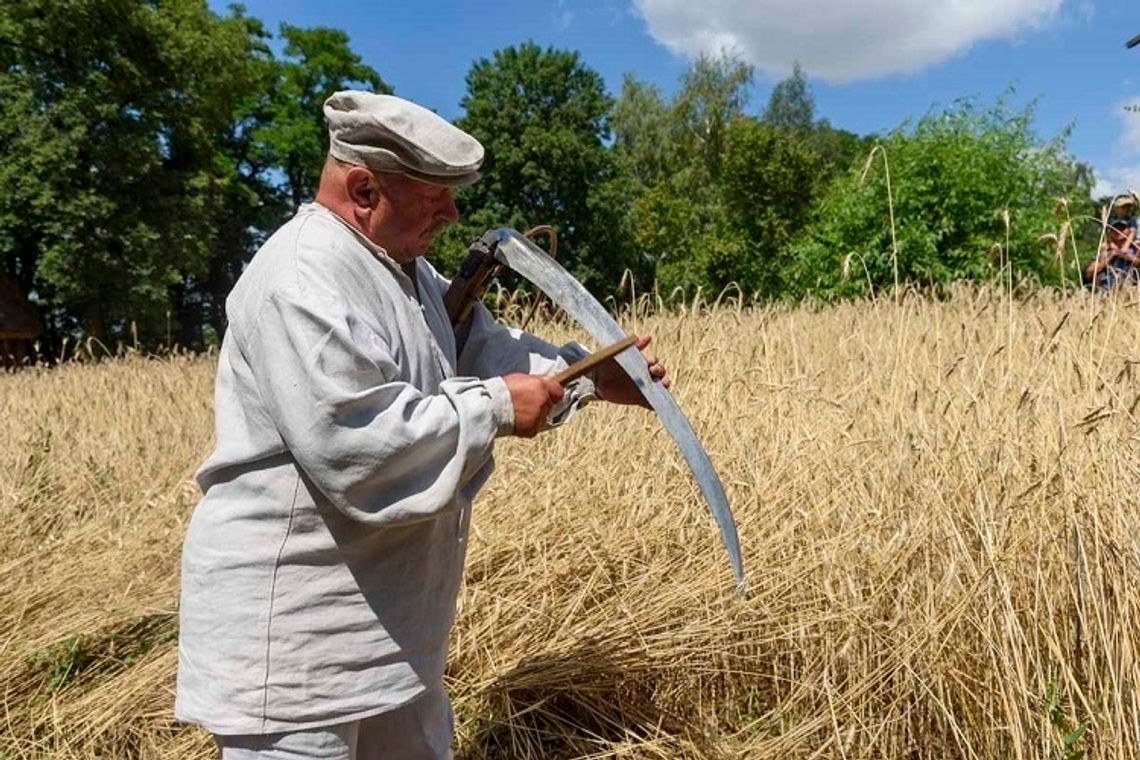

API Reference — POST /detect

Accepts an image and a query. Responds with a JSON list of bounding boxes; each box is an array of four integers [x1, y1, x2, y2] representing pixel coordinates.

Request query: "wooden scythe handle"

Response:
[[553, 335, 639, 386]]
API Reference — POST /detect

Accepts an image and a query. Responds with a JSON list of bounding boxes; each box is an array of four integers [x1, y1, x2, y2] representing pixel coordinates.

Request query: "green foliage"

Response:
[[440, 42, 639, 291], [1040, 681, 1089, 760], [720, 117, 820, 295], [250, 24, 388, 208], [611, 76, 671, 188], [762, 61, 813, 132], [27, 614, 177, 692], [805, 118, 874, 185], [0, 0, 257, 338], [616, 53, 751, 296], [669, 53, 753, 185], [193, 19, 385, 344], [783, 96, 1091, 300], [618, 55, 844, 298], [0, 9, 1101, 345], [629, 114, 820, 298], [631, 177, 729, 296], [31, 636, 95, 692], [0, 1, 387, 345]]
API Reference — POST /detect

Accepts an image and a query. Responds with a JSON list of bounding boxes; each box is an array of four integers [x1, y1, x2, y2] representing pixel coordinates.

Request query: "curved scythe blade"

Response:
[[487, 228, 745, 585]]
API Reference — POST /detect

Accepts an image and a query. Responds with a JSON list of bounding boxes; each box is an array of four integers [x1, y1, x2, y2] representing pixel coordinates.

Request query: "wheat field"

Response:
[[2, 287, 1139, 759]]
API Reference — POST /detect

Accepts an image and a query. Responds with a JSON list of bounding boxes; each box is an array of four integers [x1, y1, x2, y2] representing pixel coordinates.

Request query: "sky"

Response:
[[206, 0, 1140, 198]]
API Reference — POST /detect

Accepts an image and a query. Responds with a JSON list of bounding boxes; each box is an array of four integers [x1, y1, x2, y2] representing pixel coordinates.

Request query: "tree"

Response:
[[719, 117, 819, 294], [615, 53, 755, 295], [762, 63, 870, 184], [762, 61, 814, 132], [807, 118, 873, 181], [251, 24, 388, 209], [442, 42, 640, 292], [0, 1, 391, 347], [613, 55, 761, 189], [669, 53, 753, 185], [0, 0, 271, 343], [611, 75, 671, 187], [191, 21, 387, 343]]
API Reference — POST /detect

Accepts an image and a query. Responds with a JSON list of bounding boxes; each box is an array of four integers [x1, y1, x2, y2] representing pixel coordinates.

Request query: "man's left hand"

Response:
[[593, 334, 670, 408]]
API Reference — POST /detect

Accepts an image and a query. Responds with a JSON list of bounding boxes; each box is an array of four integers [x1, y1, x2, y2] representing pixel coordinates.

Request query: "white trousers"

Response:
[[215, 688, 453, 760]]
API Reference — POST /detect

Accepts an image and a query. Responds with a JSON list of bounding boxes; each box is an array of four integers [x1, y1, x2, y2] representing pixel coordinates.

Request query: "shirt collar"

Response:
[[301, 202, 421, 295]]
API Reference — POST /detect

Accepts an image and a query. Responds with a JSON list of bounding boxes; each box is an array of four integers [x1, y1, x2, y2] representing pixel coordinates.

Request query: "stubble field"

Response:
[[2, 288, 1139, 759]]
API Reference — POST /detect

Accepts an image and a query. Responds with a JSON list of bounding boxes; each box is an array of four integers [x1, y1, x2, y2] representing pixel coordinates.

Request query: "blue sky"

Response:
[[208, 0, 1140, 198]]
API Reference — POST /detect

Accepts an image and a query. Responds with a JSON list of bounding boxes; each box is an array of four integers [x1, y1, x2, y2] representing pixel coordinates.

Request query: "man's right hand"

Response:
[[502, 373, 564, 438]]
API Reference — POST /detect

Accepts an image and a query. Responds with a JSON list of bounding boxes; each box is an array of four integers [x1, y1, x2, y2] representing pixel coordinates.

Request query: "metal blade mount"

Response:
[[488, 228, 745, 585]]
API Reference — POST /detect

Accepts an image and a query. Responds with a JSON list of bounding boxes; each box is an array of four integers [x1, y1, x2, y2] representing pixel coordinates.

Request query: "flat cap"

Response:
[[324, 91, 484, 186]]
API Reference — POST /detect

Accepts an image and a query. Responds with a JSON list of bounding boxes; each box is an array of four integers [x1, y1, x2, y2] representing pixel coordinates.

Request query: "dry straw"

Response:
[[3, 285, 1140, 758]]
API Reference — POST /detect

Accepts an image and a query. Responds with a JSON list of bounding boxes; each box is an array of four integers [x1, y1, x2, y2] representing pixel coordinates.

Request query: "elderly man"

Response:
[[175, 91, 666, 758]]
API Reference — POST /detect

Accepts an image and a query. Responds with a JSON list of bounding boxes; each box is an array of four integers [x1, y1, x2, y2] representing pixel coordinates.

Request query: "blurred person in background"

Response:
[[1110, 194, 1138, 250], [1083, 217, 1140, 292]]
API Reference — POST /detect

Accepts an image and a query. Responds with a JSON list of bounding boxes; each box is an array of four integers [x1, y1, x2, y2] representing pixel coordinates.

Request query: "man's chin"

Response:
[[424, 222, 451, 241], [417, 231, 446, 255]]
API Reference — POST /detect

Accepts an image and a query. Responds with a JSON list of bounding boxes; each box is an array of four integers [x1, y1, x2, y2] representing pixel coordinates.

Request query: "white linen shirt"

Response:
[[175, 203, 587, 735]]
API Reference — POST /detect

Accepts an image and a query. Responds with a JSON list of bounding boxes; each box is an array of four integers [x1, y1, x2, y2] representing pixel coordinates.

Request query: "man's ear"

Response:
[[345, 167, 376, 211]]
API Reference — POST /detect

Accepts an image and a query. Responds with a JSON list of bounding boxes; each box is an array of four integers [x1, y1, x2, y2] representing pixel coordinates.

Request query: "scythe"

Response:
[[446, 228, 745, 585]]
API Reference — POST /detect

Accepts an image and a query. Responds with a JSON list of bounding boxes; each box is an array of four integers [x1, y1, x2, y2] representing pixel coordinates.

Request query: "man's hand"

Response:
[[594, 334, 670, 409], [503, 373, 564, 438]]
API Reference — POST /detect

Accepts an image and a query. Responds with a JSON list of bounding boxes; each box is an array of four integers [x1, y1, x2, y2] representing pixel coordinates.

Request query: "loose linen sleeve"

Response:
[[235, 287, 514, 526], [419, 260, 588, 378], [455, 302, 596, 426], [455, 302, 589, 377]]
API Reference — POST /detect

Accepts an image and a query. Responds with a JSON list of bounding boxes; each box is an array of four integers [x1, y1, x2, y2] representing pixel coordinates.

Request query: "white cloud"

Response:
[[1093, 102, 1140, 199], [554, 0, 575, 30], [1119, 103, 1140, 153], [633, 0, 1062, 83], [1093, 165, 1140, 201]]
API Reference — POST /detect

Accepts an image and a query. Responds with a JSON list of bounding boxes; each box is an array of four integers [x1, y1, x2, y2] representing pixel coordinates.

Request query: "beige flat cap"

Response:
[[324, 91, 484, 186]]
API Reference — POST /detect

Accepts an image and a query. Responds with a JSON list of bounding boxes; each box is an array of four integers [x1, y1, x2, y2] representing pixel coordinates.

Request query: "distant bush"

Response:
[[781, 96, 1092, 300]]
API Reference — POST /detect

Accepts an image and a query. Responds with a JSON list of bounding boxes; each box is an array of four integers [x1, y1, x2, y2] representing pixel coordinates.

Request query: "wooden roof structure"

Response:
[[0, 273, 42, 341]]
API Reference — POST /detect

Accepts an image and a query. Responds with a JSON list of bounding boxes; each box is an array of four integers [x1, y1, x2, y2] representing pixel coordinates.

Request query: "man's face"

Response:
[[366, 172, 459, 261]]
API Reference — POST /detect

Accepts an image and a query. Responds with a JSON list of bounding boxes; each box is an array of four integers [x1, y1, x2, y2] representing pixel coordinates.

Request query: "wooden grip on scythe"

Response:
[[553, 335, 639, 386]]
